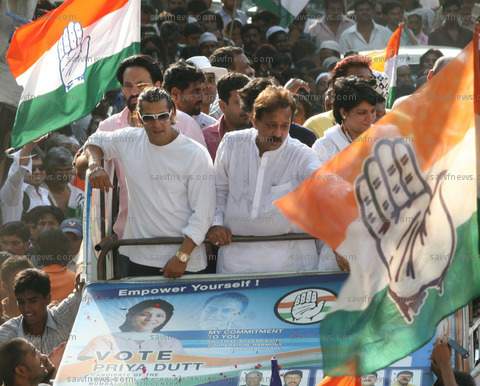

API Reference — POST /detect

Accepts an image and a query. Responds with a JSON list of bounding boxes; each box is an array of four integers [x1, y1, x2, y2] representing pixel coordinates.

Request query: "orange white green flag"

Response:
[[276, 39, 480, 375], [384, 24, 403, 108], [6, 0, 140, 148]]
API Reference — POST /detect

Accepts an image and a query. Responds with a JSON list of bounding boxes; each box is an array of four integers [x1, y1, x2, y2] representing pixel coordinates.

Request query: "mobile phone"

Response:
[[448, 338, 470, 359]]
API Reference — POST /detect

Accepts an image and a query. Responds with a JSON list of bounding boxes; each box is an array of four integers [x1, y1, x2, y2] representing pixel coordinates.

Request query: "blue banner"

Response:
[[55, 273, 434, 386]]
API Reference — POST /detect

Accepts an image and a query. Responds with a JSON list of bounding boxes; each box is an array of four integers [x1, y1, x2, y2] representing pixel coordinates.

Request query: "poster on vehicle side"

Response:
[[55, 273, 434, 386]]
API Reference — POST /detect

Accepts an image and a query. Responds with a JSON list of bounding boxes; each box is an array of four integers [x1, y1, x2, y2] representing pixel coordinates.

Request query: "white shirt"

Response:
[[0, 151, 50, 223], [214, 129, 320, 274], [312, 124, 350, 271], [175, 110, 207, 147], [217, 7, 248, 27], [312, 124, 351, 165], [339, 22, 392, 53], [49, 183, 84, 219], [193, 112, 217, 130], [86, 128, 215, 271]]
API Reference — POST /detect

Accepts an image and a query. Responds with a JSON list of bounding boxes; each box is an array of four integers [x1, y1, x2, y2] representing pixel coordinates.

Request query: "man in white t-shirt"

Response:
[[84, 87, 215, 278]]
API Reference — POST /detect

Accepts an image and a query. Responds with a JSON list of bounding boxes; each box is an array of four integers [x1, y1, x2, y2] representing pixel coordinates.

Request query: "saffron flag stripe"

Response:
[[277, 45, 474, 250], [11, 43, 139, 148], [16, 0, 137, 95], [7, 0, 129, 78]]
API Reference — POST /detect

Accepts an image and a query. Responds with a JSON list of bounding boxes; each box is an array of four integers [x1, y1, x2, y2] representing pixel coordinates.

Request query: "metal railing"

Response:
[[95, 233, 315, 280]]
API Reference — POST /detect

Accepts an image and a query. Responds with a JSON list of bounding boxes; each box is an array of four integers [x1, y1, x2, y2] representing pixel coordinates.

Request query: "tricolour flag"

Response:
[[7, 0, 140, 148], [365, 24, 403, 108], [253, 0, 308, 27], [276, 39, 480, 375], [384, 24, 403, 108]]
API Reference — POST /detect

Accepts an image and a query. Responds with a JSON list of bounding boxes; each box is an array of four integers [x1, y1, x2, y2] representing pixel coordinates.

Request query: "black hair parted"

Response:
[[332, 76, 380, 124]]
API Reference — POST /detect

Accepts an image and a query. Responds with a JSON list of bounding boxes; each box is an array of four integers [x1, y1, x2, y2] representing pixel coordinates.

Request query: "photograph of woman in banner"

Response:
[[78, 299, 184, 359]]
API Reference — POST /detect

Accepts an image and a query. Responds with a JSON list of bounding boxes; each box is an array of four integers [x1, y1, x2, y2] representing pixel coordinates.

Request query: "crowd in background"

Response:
[[0, 0, 478, 384]]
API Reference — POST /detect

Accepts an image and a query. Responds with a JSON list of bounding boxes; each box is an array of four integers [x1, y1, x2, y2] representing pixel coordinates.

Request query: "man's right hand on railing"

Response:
[[88, 165, 113, 192], [206, 226, 232, 246]]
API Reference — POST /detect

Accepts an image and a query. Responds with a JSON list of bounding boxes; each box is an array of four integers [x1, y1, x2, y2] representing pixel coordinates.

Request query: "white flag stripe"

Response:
[[333, 127, 477, 313], [17, 0, 139, 98]]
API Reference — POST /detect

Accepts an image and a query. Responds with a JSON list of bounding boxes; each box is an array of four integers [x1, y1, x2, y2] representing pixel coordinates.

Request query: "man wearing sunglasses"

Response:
[[84, 87, 215, 279], [0, 141, 50, 224]]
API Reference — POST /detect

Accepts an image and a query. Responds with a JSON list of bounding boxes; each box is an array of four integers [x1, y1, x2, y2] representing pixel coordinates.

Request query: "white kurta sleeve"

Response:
[[297, 147, 321, 182], [212, 135, 231, 226], [182, 151, 216, 245], [0, 151, 31, 206]]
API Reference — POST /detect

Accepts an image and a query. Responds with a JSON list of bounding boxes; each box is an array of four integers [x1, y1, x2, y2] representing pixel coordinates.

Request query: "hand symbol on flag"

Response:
[[57, 21, 91, 92], [355, 138, 455, 323], [291, 290, 325, 322]]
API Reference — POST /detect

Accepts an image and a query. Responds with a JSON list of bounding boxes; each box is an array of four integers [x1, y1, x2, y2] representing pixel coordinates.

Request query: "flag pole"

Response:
[[474, 23, 480, 250]]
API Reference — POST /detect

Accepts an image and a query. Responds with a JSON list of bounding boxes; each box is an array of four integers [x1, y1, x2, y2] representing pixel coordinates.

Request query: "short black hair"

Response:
[[217, 72, 251, 103], [251, 10, 279, 26], [397, 370, 414, 377], [187, 0, 208, 14], [23, 205, 64, 227], [332, 76, 380, 124], [241, 23, 261, 37], [291, 39, 316, 64], [353, 0, 374, 10], [0, 338, 33, 386], [210, 46, 244, 70], [116, 54, 163, 85], [32, 229, 71, 267], [0, 222, 30, 242], [284, 370, 303, 378], [137, 87, 176, 115], [163, 60, 205, 92], [183, 22, 204, 37], [198, 10, 224, 31], [382, 1, 403, 14], [238, 77, 278, 112], [0, 256, 34, 284], [14, 268, 51, 297]]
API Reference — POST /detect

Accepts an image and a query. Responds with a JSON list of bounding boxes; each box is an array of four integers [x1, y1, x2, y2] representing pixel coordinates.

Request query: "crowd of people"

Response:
[[0, 0, 478, 384]]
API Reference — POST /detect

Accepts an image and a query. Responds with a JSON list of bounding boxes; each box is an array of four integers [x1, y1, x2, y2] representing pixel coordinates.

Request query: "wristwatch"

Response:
[[175, 250, 190, 264]]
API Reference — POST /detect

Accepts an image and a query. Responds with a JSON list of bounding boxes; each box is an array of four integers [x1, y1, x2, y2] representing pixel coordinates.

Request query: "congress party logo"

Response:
[[274, 288, 336, 325]]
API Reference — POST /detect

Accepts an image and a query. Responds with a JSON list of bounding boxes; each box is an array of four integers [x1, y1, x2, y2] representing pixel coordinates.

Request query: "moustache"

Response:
[[268, 136, 283, 143]]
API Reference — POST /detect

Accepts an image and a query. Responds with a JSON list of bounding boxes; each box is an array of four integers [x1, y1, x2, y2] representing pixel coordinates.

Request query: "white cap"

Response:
[[315, 72, 331, 85], [186, 56, 228, 84], [317, 40, 341, 54], [199, 32, 218, 45], [266, 25, 288, 40]]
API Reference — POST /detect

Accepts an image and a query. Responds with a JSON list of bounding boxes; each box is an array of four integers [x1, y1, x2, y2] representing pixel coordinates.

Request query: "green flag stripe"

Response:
[[253, 0, 295, 27], [11, 42, 140, 148], [321, 212, 480, 375]]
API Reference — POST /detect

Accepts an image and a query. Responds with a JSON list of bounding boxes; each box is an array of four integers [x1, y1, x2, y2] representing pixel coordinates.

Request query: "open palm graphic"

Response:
[[355, 138, 455, 323]]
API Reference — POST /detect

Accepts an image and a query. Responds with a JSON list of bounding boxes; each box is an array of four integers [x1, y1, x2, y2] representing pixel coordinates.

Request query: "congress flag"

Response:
[[7, 0, 140, 148], [276, 40, 480, 375], [253, 0, 309, 27]]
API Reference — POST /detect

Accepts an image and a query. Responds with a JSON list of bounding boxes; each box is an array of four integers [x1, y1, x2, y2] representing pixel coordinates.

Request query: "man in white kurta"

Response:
[[85, 88, 215, 277], [209, 86, 320, 273]]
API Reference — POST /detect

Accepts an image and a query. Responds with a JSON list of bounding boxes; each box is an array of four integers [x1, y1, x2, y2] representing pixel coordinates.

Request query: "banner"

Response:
[[56, 274, 434, 386]]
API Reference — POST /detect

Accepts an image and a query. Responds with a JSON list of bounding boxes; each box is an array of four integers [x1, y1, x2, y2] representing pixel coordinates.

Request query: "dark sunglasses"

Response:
[[140, 112, 171, 123]]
